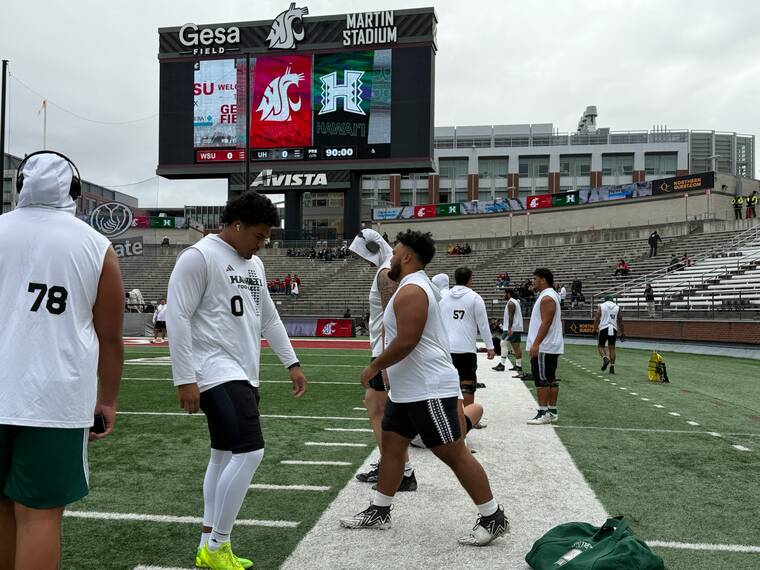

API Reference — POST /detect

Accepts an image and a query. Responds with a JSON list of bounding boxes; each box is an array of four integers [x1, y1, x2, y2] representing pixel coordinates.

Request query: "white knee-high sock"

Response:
[[209, 448, 265, 547], [202, 449, 232, 530], [500, 340, 510, 364]]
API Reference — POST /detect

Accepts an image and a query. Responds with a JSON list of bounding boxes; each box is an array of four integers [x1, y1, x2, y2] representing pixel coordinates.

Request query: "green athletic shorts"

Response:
[[506, 332, 522, 343], [0, 425, 89, 509]]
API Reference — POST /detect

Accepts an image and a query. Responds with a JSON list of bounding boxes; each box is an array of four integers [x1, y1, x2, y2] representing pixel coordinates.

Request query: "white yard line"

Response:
[[281, 460, 352, 466], [117, 411, 368, 422], [134, 566, 193, 570], [123, 377, 360, 385], [282, 353, 608, 569], [64, 510, 298, 528], [647, 540, 760, 553], [732, 445, 752, 452], [352, 407, 366, 411], [304, 442, 368, 447], [552, 425, 759, 437], [324, 427, 373, 433], [125, 362, 363, 368], [249, 484, 331, 492]]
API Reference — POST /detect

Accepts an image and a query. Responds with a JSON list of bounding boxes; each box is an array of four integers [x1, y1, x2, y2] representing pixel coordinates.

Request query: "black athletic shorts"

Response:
[[598, 329, 617, 347], [451, 353, 478, 393], [368, 357, 386, 392], [382, 396, 462, 448], [531, 353, 560, 388], [199, 381, 264, 453], [154, 320, 166, 332]]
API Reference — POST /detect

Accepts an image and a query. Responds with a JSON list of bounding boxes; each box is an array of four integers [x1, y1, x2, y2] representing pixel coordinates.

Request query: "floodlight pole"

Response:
[[0, 60, 7, 176]]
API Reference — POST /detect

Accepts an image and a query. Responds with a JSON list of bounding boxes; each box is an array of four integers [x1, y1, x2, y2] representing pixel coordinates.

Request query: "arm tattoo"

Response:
[[378, 269, 399, 310]]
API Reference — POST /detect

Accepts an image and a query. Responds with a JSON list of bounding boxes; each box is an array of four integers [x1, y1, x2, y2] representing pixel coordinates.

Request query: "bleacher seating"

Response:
[[118, 225, 760, 320]]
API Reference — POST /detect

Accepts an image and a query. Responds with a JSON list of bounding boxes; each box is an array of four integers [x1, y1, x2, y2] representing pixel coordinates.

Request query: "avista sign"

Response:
[[251, 169, 327, 188], [179, 23, 240, 55]]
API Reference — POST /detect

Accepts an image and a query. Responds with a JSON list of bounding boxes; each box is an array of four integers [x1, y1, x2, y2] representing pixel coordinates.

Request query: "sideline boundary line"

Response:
[[64, 510, 298, 528]]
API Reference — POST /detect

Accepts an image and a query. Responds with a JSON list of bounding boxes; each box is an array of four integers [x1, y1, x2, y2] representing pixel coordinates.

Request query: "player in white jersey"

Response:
[[593, 294, 625, 374], [152, 298, 168, 343], [341, 231, 508, 546], [349, 230, 416, 491], [0, 152, 124, 569], [526, 268, 564, 425], [439, 267, 495, 408], [166, 191, 308, 570], [493, 289, 524, 372]]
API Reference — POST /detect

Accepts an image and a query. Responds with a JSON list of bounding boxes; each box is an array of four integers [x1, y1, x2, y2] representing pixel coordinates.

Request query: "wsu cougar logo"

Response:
[[267, 3, 309, 49], [256, 67, 304, 122], [321, 322, 336, 336]]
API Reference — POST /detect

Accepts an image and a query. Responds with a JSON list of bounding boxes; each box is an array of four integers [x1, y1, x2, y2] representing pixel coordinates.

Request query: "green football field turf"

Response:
[[60, 344, 760, 569]]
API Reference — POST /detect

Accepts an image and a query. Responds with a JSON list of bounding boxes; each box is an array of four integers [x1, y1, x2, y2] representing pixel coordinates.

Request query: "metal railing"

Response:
[[605, 224, 760, 299], [603, 289, 760, 320]]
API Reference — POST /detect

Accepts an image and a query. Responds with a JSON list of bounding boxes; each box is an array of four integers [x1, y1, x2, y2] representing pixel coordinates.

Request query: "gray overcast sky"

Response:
[[1, 0, 758, 208]]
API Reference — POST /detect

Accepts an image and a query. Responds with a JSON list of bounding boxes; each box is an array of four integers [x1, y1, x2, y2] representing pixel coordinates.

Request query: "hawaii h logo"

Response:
[[319, 70, 365, 115], [267, 3, 309, 49]]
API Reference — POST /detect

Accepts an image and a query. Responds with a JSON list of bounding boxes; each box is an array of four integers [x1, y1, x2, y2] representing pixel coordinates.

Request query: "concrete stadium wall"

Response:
[[374, 191, 737, 242], [123, 313, 153, 336], [118, 227, 204, 246], [563, 318, 760, 346]]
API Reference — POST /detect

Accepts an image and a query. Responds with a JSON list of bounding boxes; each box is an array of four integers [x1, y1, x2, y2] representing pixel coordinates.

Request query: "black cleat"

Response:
[[609, 365, 615, 374], [355, 463, 379, 483], [458, 505, 510, 546], [340, 503, 392, 529], [372, 471, 417, 492], [509, 366, 522, 372], [492, 363, 505, 371], [601, 357, 610, 371], [476, 382, 486, 389]]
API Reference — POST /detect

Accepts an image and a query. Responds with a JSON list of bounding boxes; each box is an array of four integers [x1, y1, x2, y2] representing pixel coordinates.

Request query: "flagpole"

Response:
[[43, 100, 46, 149]]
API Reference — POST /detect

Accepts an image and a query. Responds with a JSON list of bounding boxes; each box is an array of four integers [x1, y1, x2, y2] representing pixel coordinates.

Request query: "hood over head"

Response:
[[431, 273, 449, 293], [16, 153, 77, 215]]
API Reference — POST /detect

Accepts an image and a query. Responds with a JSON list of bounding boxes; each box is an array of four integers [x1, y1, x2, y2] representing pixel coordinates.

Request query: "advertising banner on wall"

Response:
[[282, 317, 354, 337], [315, 319, 354, 337], [564, 319, 596, 337], [526, 193, 552, 210], [436, 203, 460, 216], [652, 172, 714, 195], [413, 205, 437, 218]]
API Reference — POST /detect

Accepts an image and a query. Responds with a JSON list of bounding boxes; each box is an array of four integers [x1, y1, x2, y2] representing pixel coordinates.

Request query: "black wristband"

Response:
[[288, 362, 301, 370]]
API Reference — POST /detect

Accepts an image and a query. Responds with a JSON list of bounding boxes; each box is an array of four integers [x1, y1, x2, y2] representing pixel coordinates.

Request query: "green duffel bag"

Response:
[[525, 516, 665, 569]]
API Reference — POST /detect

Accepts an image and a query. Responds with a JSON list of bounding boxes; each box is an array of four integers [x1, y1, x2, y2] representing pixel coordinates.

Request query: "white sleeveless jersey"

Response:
[[526, 288, 564, 354], [167, 235, 298, 392], [383, 271, 460, 403], [504, 298, 523, 332], [599, 301, 620, 334], [368, 260, 391, 357], [0, 207, 111, 428]]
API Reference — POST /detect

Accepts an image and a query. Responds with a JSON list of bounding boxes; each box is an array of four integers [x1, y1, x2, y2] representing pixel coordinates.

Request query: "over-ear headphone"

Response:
[[16, 150, 82, 201], [358, 230, 380, 254]]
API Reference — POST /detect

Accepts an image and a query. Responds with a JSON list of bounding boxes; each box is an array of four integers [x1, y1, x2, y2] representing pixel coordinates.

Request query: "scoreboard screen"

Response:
[[158, 8, 436, 177]]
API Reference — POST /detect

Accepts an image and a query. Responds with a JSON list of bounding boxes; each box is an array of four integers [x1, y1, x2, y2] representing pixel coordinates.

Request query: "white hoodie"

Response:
[[439, 285, 494, 353]]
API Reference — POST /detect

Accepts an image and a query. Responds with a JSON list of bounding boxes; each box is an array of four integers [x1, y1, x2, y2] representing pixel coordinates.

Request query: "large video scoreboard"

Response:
[[157, 6, 437, 180]]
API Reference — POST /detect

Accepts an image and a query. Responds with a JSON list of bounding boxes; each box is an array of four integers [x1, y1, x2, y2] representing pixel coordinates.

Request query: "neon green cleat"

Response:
[[196, 543, 253, 569]]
